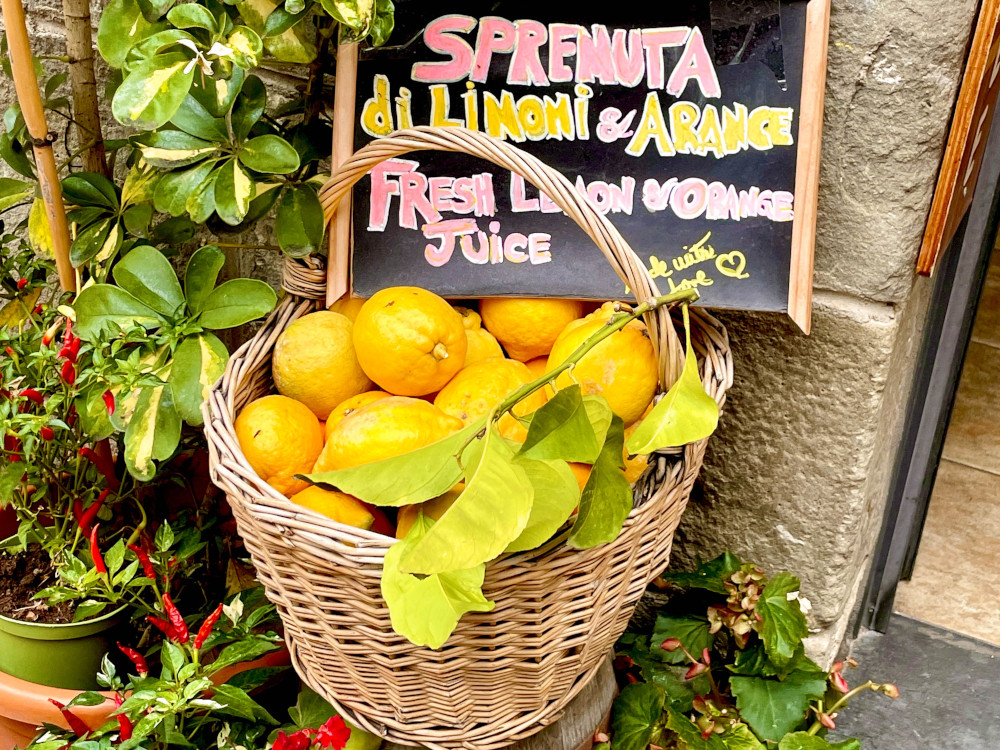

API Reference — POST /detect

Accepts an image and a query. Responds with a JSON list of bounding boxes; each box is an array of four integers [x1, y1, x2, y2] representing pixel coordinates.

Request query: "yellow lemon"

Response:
[[272, 311, 372, 419], [546, 303, 658, 425], [235, 395, 325, 497], [434, 358, 547, 441], [480, 297, 584, 361], [289, 486, 375, 529], [328, 296, 367, 322], [313, 396, 465, 472], [325, 391, 392, 439], [353, 288, 467, 396], [453, 306, 504, 366]]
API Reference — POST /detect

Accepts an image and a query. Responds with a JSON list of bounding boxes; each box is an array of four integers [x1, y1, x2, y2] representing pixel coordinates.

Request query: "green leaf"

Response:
[[124, 384, 181, 480], [136, 129, 218, 167], [170, 94, 228, 141], [505, 457, 578, 553], [112, 52, 195, 129], [729, 673, 827, 742], [153, 159, 216, 217], [778, 734, 861, 750], [518, 385, 603, 463], [227, 26, 264, 69], [399, 426, 534, 575], [615, 634, 706, 712], [610, 682, 665, 750], [69, 217, 115, 267], [74, 285, 163, 341], [275, 184, 323, 256], [209, 639, 279, 673], [196, 278, 276, 329], [304, 420, 483, 506], [238, 135, 300, 175], [151, 215, 198, 244], [230, 75, 265, 140], [758, 573, 810, 669], [721, 725, 767, 750], [75, 386, 115, 441], [211, 683, 277, 724], [664, 705, 725, 750], [650, 615, 713, 665], [63, 172, 119, 210], [660, 552, 744, 595], [729, 643, 825, 679], [627, 306, 718, 454], [105, 539, 126, 576], [166, 2, 217, 32], [381, 513, 494, 649], [188, 65, 244, 117], [184, 245, 225, 313], [287, 686, 382, 750], [168, 332, 228, 424], [369, 0, 393, 46], [123, 203, 154, 237], [0, 462, 23, 508], [213, 157, 255, 225], [161, 641, 185, 678], [98, 0, 158, 67], [264, 7, 305, 36], [237, 0, 317, 63], [113, 244, 186, 317], [567, 415, 631, 548], [186, 164, 220, 222], [0, 177, 32, 211], [318, 0, 363, 28]]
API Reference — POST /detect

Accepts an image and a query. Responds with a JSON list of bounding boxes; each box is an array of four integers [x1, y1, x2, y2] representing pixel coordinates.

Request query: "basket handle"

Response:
[[317, 126, 683, 385]]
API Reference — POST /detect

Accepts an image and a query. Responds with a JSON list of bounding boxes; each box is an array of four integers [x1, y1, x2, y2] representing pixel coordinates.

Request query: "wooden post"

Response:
[[326, 41, 359, 307], [61, 0, 109, 177], [0, 0, 76, 293]]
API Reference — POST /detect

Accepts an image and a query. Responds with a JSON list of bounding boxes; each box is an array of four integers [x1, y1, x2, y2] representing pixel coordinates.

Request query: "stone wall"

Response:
[[0, 0, 981, 662]]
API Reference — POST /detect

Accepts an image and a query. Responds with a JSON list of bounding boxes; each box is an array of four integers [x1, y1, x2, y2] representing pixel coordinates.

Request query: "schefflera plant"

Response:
[[73, 244, 276, 479]]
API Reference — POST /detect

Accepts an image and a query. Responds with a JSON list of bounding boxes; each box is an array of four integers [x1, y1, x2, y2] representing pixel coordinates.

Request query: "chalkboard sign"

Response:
[[346, 0, 830, 331]]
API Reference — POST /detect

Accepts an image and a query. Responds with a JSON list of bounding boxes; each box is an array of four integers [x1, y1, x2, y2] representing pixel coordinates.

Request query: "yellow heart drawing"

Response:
[[716, 251, 749, 279]]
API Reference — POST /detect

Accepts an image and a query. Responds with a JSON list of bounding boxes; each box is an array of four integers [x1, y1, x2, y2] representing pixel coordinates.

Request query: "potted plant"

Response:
[[609, 553, 899, 750]]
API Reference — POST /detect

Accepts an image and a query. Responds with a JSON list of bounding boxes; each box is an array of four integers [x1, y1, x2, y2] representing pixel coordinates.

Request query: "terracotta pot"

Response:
[[0, 646, 291, 750]]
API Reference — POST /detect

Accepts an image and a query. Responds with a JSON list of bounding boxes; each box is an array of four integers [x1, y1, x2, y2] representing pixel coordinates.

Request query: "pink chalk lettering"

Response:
[[504, 232, 529, 262], [641, 177, 677, 212], [399, 171, 441, 230], [471, 17, 516, 83], [611, 29, 644, 87], [423, 218, 478, 266], [460, 229, 490, 264], [671, 178, 709, 220], [510, 174, 540, 212], [412, 15, 477, 83], [667, 27, 721, 98], [773, 191, 794, 221], [367, 158, 418, 231], [640, 27, 688, 89], [429, 176, 457, 213], [528, 233, 553, 264], [577, 25, 616, 85], [548, 23, 582, 83], [509, 20, 548, 85]]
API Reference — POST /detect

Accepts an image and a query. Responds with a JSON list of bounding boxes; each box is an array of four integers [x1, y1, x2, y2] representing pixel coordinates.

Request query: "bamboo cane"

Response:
[[0, 0, 76, 293], [325, 41, 359, 307]]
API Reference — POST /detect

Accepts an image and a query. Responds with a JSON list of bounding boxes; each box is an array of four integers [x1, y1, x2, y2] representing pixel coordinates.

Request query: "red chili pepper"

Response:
[[60, 360, 76, 384], [90, 524, 107, 575], [117, 642, 150, 675], [47, 699, 90, 738], [78, 446, 120, 490], [193, 603, 224, 649], [31, 305, 42, 316], [19, 388, 43, 406], [77, 489, 109, 536], [102, 390, 115, 416], [162, 593, 189, 644], [112, 694, 132, 741], [147, 615, 175, 640], [128, 544, 156, 581], [4, 435, 21, 462], [73, 499, 85, 527], [4, 346, 13, 356], [16, 278, 27, 290], [40, 426, 54, 441]]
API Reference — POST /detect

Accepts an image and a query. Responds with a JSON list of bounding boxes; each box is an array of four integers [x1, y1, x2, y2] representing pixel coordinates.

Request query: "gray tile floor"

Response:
[[831, 614, 1000, 749]]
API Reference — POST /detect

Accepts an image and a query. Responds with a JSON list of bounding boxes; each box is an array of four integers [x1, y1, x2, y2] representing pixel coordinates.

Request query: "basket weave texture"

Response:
[[204, 128, 733, 750]]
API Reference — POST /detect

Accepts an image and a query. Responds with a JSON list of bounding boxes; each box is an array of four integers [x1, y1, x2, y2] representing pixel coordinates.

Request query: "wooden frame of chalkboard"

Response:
[[327, 0, 831, 334]]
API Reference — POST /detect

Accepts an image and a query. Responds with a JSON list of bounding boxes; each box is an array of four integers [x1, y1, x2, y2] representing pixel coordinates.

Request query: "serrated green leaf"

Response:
[[113, 244, 185, 317], [238, 134, 299, 174], [660, 552, 744, 594], [610, 682, 665, 750], [399, 426, 533, 574], [196, 278, 276, 329], [729, 673, 827, 742], [275, 184, 323, 256], [98, 0, 159, 67], [627, 306, 718, 454], [381, 513, 494, 649], [74, 285, 163, 340], [184, 245, 225, 313], [758, 572, 810, 669], [168, 332, 228, 424], [518, 385, 603, 463], [567, 415, 631, 548], [124, 383, 180, 480], [650, 614, 713, 665], [505, 457, 578, 552], [213, 158, 255, 224], [112, 52, 194, 129], [778, 733, 861, 750]]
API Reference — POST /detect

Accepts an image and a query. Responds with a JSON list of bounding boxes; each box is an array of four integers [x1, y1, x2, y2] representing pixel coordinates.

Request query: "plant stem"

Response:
[[60, 0, 109, 177], [807, 681, 877, 735]]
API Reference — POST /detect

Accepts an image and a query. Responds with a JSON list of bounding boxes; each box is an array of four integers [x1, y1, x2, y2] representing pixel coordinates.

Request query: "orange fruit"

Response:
[[434, 358, 547, 441], [454, 306, 505, 366], [569, 462, 591, 492], [235, 395, 325, 497], [546, 303, 658, 425], [325, 390, 392, 439], [328, 295, 366, 322], [272, 311, 372, 419], [622, 403, 654, 483], [313, 396, 464, 472], [353, 288, 467, 396], [480, 297, 584, 361], [396, 483, 464, 539], [289, 486, 375, 529]]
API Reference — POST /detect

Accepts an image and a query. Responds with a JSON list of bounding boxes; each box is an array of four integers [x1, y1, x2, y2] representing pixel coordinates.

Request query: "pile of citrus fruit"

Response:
[[234, 287, 659, 538]]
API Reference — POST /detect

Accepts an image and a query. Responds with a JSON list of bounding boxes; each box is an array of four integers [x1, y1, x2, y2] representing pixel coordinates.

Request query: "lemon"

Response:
[[235, 395, 325, 497], [480, 297, 584, 361]]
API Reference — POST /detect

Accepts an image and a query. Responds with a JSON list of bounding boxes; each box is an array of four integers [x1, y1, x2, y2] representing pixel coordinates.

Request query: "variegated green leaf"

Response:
[[186, 165, 220, 222], [227, 26, 263, 69], [166, 2, 217, 32], [121, 164, 160, 206], [237, 0, 317, 63], [97, 0, 160, 68], [27, 198, 54, 257], [188, 65, 244, 117], [169, 332, 229, 424], [94, 220, 124, 263], [0, 177, 33, 211], [213, 158, 255, 225], [153, 159, 216, 216], [137, 130, 218, 167], [238, 135, 299, 174], [112, 52, 195, 130], [70, 217, 114, 266], [124, 383, 181, 480]]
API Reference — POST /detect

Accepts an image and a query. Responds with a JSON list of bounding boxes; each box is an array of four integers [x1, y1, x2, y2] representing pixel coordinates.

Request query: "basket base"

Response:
[[382, 657, 616, 750]]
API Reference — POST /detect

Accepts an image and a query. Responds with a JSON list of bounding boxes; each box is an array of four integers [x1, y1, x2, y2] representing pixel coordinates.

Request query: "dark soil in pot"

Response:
[[0, 544, 75, 624]]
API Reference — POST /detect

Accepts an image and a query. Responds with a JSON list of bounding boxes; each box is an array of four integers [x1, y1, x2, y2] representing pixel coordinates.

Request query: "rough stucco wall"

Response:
[[673, 0, 977, 663], [0, 0, 979, 663]]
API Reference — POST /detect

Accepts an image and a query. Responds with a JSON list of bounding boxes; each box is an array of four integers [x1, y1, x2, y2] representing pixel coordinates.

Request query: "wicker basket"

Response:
[[204, 127, 733, 750]]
